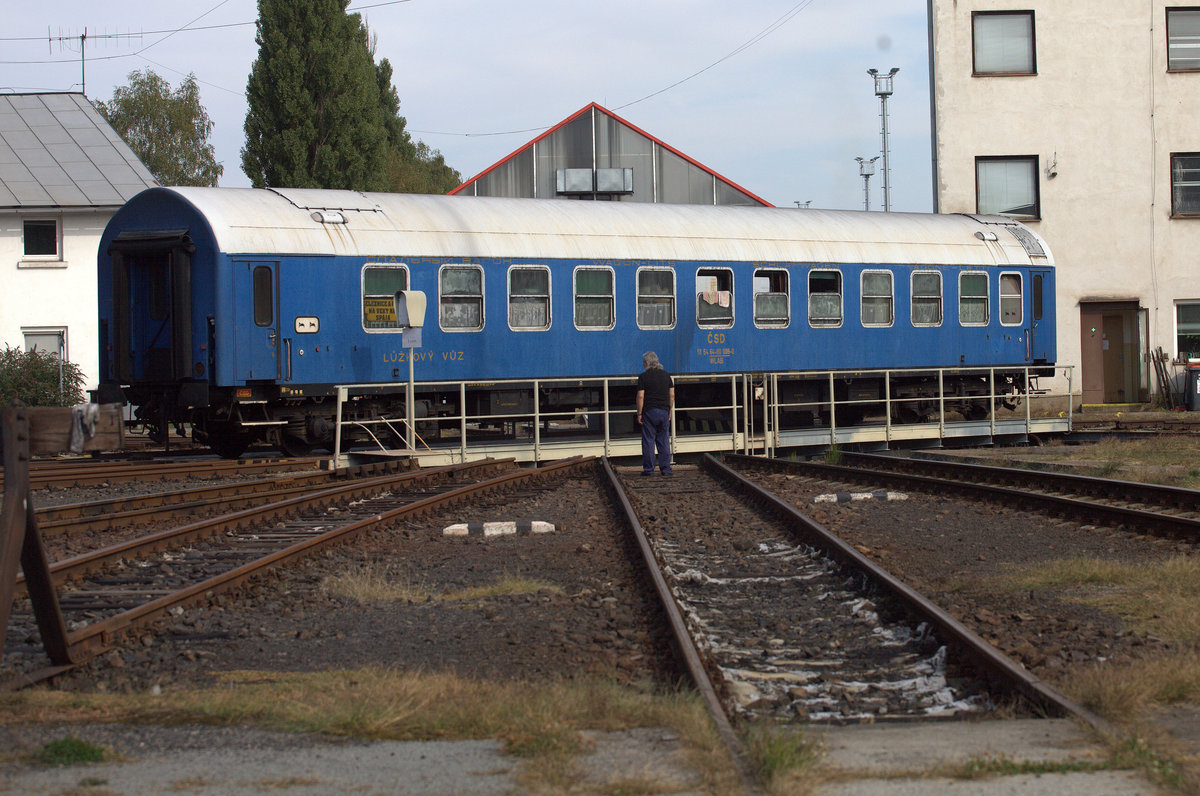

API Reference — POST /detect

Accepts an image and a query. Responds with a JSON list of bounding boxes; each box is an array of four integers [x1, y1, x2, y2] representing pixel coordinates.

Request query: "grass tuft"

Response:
[[35, 736, 109, 766]]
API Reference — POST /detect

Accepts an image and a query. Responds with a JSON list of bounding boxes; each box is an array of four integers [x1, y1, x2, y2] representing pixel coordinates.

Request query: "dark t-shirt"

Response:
[[637, 368, 673, 411]]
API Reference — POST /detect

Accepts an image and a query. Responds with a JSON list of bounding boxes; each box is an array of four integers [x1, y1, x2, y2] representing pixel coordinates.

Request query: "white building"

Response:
[[1, 93, 158, 393], [929, 2, 1200, 406]]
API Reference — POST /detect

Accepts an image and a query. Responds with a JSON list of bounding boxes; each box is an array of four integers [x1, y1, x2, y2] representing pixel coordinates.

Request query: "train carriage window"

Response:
[[696, 267, 733, 328], [861, 271, 894, 327], [637, 268, 675, 329], [361, 264, 409, 331], [574, 266, 615, 330], [911, 271, 943, 326], [808, 270, 842, 328], [1000, 272, 1023, 325], [753, 268, 789, 328], [439, 264, 484, 331], [959, 272, 989, 326], [253, 265, 273, 327], [508, 265, 551, 331]]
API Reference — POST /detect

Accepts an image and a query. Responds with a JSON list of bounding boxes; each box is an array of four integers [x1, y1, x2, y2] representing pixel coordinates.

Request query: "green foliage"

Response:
[[36, 736, 108, 766], [96, 70, 223, 187], [0, 345, 85, 407], [242, 0, 388, 190], [242, 1, 460, 193]]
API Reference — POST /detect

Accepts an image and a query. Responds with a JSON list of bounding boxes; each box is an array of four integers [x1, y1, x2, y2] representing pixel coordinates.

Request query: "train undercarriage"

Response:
[[119, 367, 1048, 459]]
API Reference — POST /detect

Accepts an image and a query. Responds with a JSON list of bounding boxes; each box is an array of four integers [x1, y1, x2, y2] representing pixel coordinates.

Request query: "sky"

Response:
[[4, 1, 934, 212]]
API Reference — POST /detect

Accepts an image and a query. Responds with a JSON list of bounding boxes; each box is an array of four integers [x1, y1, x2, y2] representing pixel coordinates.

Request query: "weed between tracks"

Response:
[[320, 558, 560, 604]]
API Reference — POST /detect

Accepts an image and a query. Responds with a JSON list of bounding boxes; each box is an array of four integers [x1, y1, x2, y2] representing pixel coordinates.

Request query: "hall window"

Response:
[[696, 267, 733, 328], [1000, 272, 1023, 326], [439, 264, 484, 331], [508, 265, 550, 331], [753, 268, 789, 328], [808, 270, 842, 328], [911, 271, 943, 326], [959, 272, 990, 326], [637, 267, 675, 329], [973, 11, 1035, 75], [574, 266, 614, 329], [1171, 153, 1200, 216], [861, 270, 894, 327], [1178, 302, 1200, 361], [361, 263, 409, 331], [976, 156, 1040, 218], [1168, 8, 1200, 71]]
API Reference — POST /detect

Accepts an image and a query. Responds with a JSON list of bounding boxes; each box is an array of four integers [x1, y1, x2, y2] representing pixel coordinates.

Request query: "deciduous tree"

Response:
[[97, 70, 223, 186]]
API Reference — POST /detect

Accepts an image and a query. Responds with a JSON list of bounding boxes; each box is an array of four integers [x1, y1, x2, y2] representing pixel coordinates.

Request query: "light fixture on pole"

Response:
[[867, 67, 898, 212], [854, 156, 879, 211]]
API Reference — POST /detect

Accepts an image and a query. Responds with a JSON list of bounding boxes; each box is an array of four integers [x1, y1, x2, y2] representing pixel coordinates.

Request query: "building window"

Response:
[[976, 156, 1039, 218], [1171, 153, 1200, 216], [23, 328, 65, 359], [439, 264, 484, 331], [911, 271, 942, 326], [1000, 272, 1023, 325], [1168, 8, 1200, 71], [23, 219, 59, 258], [361, 264, 409, 331], [508, 265, 550, 330], [637, 268, 675, 329], [574, 267, 614, 329], [973, 11, 1036, 75], [696, 267, 733, 328], [1179, 303, 1200, 360], [861, 271, 894, 327], [808, 270, 842, 328], [960, 272, 990, 326], [753, 268, 789, 328]]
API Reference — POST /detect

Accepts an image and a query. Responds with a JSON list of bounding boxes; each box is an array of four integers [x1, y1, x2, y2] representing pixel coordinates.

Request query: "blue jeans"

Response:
[[641, 407, 672, 474]]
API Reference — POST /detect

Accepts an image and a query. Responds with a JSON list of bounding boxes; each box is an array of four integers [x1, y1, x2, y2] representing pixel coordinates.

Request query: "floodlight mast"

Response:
[[855, 156, 879, 211], [868, 67, 899, 212]]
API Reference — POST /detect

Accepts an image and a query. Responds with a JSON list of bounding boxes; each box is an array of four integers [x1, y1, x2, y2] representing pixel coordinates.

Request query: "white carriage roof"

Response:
[[0, 93, 159, 210], [162, 186, 1052, 268]]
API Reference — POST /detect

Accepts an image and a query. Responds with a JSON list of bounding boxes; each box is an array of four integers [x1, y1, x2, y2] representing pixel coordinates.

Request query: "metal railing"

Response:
[[329, 366, 1074, 467]]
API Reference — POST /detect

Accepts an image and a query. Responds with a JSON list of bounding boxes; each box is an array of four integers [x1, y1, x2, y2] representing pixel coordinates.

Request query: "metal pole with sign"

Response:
[[393, 290, 427, 451]]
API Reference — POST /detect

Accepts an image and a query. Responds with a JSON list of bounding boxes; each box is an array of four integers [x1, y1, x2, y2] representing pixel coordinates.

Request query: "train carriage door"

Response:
[[233, 261, 280, 381], [108, 233, 194, 383], [1028, 269, 1053, 363]]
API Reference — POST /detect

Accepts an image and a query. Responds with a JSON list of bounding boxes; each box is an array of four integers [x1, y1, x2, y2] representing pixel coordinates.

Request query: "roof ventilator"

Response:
[[311, 210, 347, 224]]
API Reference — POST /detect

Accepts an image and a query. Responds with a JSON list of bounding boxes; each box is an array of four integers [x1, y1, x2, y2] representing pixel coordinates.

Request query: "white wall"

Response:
[[932, 0, 1200, 401], [1, 210, 112, 394]]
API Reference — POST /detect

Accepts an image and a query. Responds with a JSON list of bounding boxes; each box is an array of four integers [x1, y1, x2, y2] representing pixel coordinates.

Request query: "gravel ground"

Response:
[[5, 421, 1200, 788]]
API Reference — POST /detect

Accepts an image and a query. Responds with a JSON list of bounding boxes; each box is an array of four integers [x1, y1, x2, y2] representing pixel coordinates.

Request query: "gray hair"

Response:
[[642, 351, 662, 369]]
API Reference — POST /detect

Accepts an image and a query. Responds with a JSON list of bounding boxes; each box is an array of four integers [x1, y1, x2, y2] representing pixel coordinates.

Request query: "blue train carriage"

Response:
[[96, 187, 1055, 458]]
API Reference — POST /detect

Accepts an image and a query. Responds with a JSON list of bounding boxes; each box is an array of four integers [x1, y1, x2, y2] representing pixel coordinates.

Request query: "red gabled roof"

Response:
[[449, 102, 772, 207]]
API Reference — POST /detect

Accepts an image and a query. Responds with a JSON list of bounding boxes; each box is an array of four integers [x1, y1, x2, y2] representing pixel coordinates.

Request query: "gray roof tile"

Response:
[[0, 92, 158, 209]]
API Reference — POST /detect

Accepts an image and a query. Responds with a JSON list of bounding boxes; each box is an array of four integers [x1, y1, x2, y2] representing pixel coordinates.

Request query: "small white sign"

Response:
[[294, 316, 319, 334]]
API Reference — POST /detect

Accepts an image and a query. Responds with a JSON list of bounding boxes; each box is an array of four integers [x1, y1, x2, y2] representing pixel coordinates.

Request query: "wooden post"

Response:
[[1, 403, 124, 666]]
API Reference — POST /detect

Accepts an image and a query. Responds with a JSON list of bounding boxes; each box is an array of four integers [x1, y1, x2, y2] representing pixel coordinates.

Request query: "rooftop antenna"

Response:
[[48, 27, 143, 95]]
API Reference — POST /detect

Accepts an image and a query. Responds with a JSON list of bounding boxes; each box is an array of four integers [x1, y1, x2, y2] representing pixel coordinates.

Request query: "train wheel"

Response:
[[209, 434, 250, 459], [279, 434, 314, 458]]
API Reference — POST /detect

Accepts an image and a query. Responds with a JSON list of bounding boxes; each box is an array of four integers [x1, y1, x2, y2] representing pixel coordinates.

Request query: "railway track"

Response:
[[602, 456, 1109, 790], [3, 457, 591, 687], [728, 450, 1200, 541], [2, 456, 325, 492], [33, 460, 414, 542]]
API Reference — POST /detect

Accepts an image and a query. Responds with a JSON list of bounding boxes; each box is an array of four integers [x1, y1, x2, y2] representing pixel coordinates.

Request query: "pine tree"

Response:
[[242, 0, 387, 189]]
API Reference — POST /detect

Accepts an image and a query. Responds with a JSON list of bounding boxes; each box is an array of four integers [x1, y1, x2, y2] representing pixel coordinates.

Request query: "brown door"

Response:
[[1080, 302, 1141, 405]]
